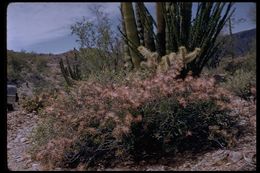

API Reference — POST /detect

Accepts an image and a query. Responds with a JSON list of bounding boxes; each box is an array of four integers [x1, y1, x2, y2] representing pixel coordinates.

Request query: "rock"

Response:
[[24, 140, 30, 144], [238, 120, 247, 126], [14, 155, 21, 160], [31, 164, 40, 171], [122, 161, 134, 166], [228, 151, 243, 163], [104, 168, 131, 171], [16, 134, 22, 140], [7, 143, 12, 149], [25, 159, 32, 166], [20, 138, 27, 143], [146, 166, 166, 171], [16, 157, 26, 162]]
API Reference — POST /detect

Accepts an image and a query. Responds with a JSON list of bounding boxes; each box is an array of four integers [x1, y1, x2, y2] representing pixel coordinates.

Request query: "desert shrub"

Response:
[[223, 58, 245, 74], [124, 97, 237, 160], [32, 78, 55, 95], [32, 50, 244, 170], [35, 56, 48, 73], [21, 98, 43, 113], [7, 50, 50, 90], [241, 53, 256, 74], [223, 69, 254, 100], [59, 95, 239, 169], [86, 69, 127, 86], [30, 115, 59, 147], [21, 94, 50, 113], [220, 52, 256, 100], [33, 137, 73, 169], [62, 117, 126, 168], [203, 48, 256, 101], [7, 66, 21, 82], [7, 51, 32, 82], [70, 5, 124, 81], [86, 68, 154, 86]]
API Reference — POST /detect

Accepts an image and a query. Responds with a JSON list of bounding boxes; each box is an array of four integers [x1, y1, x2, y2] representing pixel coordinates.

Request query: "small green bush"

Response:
[[30, 115, 58, 147], [204, 51, 256, 100], [21, 96, 44, 113], [63, 119, 121, 168], [35, 56, 48, 73], [241, 53, 256, 74], [124, 97, 238, 160], [223, 69, 254, 100], [7, 51, 32, 82]]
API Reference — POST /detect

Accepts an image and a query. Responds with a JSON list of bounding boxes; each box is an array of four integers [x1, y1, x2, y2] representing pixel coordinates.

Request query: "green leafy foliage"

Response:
[[70, 5, 124, 79]]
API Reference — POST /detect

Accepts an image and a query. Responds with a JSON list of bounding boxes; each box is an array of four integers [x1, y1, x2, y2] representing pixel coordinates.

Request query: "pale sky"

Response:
[[7, 2, 256, 54]]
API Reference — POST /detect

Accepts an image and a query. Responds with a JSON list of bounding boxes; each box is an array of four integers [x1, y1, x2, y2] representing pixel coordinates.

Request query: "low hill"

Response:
[[223, 28, 256, 57]]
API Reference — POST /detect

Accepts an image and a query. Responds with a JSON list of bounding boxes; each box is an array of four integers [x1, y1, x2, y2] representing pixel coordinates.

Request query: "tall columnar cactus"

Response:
[[188, 2, 234, 76], [179, 2, 192, 46], [120, 2, 234, 76], [164, 2, 176, 54], [137, 2, 156, 52], [59, 51, 82, 86], [60, 58, 72, 86], [162, 2, 234, 76], [120, 3, 132, 68], [156, 2, 166, 57], [121, 2, 141, 68], [135, 3, 144, 46]]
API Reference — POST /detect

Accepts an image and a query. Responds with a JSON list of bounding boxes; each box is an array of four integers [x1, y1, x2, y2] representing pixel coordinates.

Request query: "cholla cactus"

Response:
[[178, 46, 201, 64], [138, 46, 159, 69], [138, 45, 201, 74]]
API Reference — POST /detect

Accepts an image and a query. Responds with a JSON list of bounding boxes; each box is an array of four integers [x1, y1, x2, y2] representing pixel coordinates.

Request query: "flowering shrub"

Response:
[[31, 50, 244, 169], [124, 97, 238, 161]]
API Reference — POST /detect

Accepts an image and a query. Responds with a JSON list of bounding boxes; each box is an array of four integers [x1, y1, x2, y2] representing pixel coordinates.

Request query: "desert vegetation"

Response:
[[7, 2, 256, 171]]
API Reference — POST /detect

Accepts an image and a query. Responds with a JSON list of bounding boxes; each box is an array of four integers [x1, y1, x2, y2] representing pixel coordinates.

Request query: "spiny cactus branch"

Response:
[[138, 45, 201, 74]]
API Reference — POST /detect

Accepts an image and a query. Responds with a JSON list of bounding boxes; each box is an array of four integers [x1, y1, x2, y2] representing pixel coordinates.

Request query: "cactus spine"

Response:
[[138, 45, 201, 73]]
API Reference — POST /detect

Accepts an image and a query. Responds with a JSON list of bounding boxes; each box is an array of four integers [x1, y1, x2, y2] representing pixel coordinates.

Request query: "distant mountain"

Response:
[[223, 28, 256, 57]]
